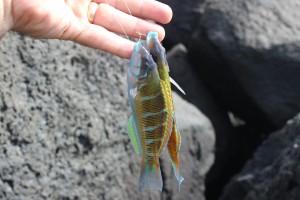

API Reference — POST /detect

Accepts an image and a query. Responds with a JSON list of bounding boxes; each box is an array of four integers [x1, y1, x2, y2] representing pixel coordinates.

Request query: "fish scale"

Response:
[[136, 80, 172, 158]]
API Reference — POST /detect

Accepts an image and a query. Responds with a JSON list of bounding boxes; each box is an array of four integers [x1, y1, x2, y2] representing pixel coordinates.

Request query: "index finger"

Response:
[[93, 0, 172, 24]]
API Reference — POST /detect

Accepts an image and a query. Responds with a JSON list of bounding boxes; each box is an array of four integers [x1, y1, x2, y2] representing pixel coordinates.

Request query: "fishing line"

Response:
[[104, 0, 144, 41], [121, 0, 144, 41], [122, 0, 132, 16], [104, 0, 130, 40]]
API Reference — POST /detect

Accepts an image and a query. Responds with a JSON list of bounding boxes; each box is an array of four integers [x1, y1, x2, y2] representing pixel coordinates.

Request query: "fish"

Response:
[[127, 32, 184, 191]]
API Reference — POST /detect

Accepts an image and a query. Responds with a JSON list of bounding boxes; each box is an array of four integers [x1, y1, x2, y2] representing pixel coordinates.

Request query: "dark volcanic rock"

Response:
[[188, 0, 300, 129], [159, 0, 204, 49], [220, 113, 300, 200], [167, 44, 233, 185], [0, 32, 214, 199], [167, 44, 264, 200]]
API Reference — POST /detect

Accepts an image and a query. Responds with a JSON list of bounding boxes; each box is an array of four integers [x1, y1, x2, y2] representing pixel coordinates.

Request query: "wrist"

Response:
[[0, 0, 13, 38]]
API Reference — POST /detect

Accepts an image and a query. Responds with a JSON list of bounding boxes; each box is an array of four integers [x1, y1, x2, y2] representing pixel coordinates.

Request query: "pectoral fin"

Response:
[[170, 77, 186, 95], [127, 115, 141, 155]]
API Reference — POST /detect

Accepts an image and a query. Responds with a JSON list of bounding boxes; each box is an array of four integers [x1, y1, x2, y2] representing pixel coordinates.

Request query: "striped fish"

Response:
[[127, 32, 184, 191]]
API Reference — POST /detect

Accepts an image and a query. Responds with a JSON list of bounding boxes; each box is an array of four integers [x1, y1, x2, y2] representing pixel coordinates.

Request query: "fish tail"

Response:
[[139, 157, 163, 191], [168, 122, 184, 191], [172, 162, 184, 191]]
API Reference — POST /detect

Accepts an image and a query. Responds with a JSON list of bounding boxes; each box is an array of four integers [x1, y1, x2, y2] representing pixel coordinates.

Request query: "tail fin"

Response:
[[172, 163, 184, 191], [167, 121, 184, 191], [139, 157, 163, 191]]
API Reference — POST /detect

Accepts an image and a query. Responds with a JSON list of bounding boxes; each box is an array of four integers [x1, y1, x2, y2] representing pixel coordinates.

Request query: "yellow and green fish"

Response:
[[127, 32, 184, 191]]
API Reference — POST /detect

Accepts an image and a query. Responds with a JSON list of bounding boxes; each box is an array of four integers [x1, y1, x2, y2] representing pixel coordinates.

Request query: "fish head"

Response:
[[146, 32, 170, 81], [146, 32, 186, 95], [128, 40, 158, 89]]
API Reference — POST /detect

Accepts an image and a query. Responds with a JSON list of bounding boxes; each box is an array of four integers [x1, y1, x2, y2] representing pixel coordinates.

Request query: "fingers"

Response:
[[74, 23, 135, 58], [72, 0, 172, 58], [93, 3, 165, 40], [92, 0, 172, 24]]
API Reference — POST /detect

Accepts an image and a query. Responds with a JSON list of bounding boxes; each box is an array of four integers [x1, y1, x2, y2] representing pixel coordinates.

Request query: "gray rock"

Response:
[[220, 113, 300, 200], [188, 0, 300, 129], [0, 32, 215, 199]]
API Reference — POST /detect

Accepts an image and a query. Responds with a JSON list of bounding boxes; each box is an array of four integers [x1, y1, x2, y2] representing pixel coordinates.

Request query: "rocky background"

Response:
[[0, 31, 215, 199], [161, 0, 300, 200], [1, 0, 300, 200]]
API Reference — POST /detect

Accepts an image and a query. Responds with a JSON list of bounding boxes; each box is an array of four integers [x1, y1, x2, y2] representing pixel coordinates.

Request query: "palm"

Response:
[[12, 0, 88, 39], [11, 0, 172, 58]]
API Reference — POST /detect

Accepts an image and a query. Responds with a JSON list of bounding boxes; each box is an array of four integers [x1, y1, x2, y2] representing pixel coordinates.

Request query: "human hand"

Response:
[[6, 0, 172, 58]]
